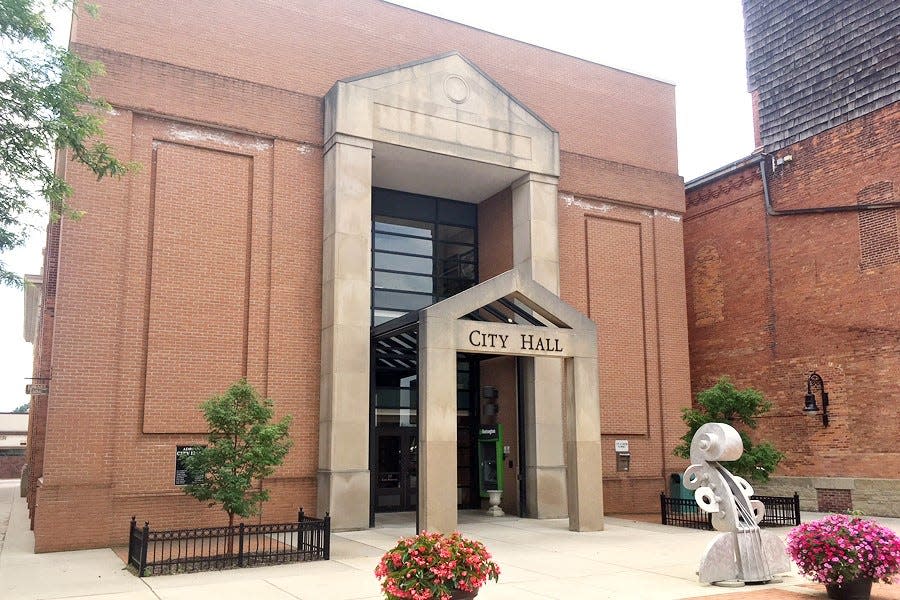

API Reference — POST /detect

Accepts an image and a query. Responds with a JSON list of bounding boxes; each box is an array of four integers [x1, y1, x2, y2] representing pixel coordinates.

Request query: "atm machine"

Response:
[[477, 424, 504, 497]]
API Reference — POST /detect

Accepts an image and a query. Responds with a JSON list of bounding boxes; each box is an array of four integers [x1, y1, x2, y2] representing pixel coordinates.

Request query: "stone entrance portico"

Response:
[[319, 51, 603, 531], [419, 267, 603, 532]]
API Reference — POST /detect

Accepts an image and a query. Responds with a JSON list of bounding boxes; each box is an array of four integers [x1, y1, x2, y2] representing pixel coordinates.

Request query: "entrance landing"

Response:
[[4, 481, 900, 599]]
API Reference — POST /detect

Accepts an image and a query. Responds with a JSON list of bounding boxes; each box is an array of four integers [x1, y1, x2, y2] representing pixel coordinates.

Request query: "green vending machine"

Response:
[[477, 425, 503, 497]]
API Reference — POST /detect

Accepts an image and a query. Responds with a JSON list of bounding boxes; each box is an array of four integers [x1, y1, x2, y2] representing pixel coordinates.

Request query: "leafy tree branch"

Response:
[[1, 0, 135, 286]]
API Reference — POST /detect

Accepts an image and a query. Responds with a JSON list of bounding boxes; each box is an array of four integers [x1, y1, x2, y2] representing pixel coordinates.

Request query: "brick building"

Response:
[[685, 0, 899, 515], [0, 412, 28, 480], [24, 0, 692, 551]]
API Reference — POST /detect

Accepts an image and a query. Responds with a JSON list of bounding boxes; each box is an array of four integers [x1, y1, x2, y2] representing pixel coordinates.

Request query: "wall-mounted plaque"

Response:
[[175, 445, 204, 486]]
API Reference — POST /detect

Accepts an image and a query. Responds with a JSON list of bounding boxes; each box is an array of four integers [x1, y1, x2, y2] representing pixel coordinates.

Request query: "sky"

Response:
[[0, 0, 756, 412]]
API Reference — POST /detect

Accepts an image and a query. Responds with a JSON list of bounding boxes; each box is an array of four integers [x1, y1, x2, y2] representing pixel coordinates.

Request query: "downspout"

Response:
[[757, 153, 900, 358], [759, 155, 900, 215]]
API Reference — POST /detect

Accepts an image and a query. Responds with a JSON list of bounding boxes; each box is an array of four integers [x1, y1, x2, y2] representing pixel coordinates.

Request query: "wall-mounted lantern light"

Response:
[[803, 371, 829, 427]]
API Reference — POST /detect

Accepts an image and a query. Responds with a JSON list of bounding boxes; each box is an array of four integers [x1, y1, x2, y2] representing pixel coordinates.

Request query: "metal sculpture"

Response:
[[682, 423, 791, 584]]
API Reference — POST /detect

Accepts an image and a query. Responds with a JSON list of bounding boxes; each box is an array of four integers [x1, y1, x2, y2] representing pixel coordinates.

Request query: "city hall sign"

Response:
[[456, 321, 571, 357]]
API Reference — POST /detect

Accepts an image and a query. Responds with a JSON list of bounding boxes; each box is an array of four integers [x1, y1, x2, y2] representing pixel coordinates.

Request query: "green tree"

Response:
[[674, 377, 784, 483], [12, 402, 29, 413], [1, 0, 133, 286], [183, 380, 292, 538]]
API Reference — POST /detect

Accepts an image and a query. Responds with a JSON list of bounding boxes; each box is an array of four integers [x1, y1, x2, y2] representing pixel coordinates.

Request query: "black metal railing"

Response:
[[660, 492, 800, 530], [128, 509, 330, 576], [755, 493, 802, 527]]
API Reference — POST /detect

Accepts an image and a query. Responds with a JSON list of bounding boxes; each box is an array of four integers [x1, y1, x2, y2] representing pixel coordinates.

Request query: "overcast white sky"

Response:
[[0, 0, 755, 412]]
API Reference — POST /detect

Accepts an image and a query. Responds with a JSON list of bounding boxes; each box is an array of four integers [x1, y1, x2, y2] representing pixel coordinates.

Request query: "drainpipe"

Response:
[[759, 155, 900, 216]]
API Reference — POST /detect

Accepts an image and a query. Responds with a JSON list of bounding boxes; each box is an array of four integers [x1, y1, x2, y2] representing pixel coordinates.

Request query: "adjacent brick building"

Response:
[[25, 0, 692, 551], [685, 0, 899, 515]]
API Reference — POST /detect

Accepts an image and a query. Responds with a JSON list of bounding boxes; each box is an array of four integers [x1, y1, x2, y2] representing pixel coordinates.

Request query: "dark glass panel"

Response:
[[438, 243, 477, 262], [373, 290, 433, 312], [438, 224, 476, 244], [374, 189, 436, 221], [438, 198, 477, 226]]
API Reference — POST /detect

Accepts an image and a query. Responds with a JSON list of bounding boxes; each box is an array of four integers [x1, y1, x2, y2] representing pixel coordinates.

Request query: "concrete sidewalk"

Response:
[[2, 479, 898, 600]]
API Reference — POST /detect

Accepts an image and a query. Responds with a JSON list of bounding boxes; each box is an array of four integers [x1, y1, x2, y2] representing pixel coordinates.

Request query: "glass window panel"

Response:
[[375, 217, 434, 238], [437, 259, 475, 280], [438, 243, 477, 262], [375, 387, 419, 409], [374, 271, 433, 293], [374, 232, 432, 256], [373, 290, 433, 311], [373, 252, 432, 274], [438, 224, 475, 244], [457, 371, 469, 390], [373, 309, 407, 325], [438, 199, 477, 226], [374, 189, 436, 221]]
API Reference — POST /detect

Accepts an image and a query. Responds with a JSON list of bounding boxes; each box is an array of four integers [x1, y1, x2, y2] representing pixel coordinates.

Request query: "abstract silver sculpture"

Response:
[[682, 423, 791, 584]]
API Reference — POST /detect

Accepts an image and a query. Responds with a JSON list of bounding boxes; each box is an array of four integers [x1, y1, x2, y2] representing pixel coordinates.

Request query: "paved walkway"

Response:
[[2, 480, 898, 599]]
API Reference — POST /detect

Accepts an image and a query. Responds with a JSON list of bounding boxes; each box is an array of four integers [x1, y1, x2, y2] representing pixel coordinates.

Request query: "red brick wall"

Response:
[[558, 192, 692, 513], [0, 454, 25, 479], [30, 0, 686, 549], [817, 489, 853, 513], [684, 104, 900, 483], [71, 0, 677, 175]]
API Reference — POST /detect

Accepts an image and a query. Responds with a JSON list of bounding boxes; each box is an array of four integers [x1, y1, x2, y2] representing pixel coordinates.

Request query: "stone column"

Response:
[[318, 133, 373, 529], [511, 173, 567, 518], [565, 354, 604, 531], [418, 315, 458, 533]]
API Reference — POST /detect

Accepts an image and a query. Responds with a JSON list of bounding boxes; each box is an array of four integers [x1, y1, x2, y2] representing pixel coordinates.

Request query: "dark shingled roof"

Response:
[[744, 0, 900, 150]]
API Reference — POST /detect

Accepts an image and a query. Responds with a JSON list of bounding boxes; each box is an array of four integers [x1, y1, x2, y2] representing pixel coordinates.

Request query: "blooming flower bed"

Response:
[[375, 531, 501, 599], [786, 514, 900, 585]]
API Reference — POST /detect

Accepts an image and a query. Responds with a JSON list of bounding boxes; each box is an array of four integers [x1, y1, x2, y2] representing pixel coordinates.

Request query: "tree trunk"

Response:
[[227, 512, 235, 556]]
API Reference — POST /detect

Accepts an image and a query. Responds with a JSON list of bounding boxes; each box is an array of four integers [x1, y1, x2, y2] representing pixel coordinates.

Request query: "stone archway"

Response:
[[418, 268, 603, 533]]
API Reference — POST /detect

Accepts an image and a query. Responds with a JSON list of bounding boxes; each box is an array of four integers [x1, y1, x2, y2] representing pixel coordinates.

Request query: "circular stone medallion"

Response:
[[443, 75, 470, 104]]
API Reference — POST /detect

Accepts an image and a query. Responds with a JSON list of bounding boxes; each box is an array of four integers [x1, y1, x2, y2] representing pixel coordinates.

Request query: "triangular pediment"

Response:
[[423, 268, 594, 332], [325, 53, 559, 176], [342, 52, 555, 134]]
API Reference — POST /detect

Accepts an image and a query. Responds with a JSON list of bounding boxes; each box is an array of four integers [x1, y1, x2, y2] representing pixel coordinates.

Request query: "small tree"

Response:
[[13, 402, 30, 413], [674, 377, 784, 483], [184, 379, 292, 537]]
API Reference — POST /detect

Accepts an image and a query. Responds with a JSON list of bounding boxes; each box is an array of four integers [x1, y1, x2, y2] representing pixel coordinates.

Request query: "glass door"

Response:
[[375, 427, 418, 511]]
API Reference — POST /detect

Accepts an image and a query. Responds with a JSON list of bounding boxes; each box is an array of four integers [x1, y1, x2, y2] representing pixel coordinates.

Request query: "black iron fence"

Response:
[[660, 492, 800, 530], [755, 493, 802, 527], [128, 509, 330, 576]]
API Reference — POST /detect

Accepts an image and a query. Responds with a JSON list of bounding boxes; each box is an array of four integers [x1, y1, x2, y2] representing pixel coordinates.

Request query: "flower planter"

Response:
[[375, 531, 500, 599], [825, 578, 872, 600], [786, 514, 900, 597]]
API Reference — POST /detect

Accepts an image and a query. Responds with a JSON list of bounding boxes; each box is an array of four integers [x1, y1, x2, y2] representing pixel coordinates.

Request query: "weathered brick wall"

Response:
[[685, 104, 900, 514], [30, 0, 686, 549]]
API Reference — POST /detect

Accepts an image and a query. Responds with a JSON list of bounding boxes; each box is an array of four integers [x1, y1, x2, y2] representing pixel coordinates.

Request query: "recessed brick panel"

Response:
[[143, 142, 253, 433], [857, 181, 899, 270], [586, 217, 649, 435]]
